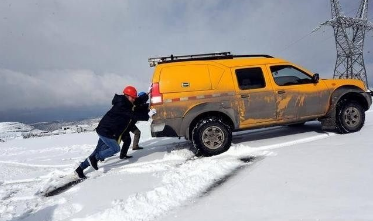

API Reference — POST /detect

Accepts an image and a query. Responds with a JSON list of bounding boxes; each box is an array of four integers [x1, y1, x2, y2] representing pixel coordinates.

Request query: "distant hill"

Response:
[[30, 118, 101, 132], [0, 118, 101, 142], [0, 122, 34, 141]]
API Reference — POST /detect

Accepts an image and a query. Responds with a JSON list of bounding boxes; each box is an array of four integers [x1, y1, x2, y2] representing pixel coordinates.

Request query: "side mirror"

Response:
[[312, 73, 320, 83]]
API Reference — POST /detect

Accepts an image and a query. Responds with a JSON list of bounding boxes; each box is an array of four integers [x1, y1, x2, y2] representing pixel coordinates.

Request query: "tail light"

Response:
[[150, 82, 163, 105]]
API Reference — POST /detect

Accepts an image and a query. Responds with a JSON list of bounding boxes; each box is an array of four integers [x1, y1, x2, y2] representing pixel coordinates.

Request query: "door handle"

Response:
[[241, 94, 250, 98], [277, 90, 285, 94]]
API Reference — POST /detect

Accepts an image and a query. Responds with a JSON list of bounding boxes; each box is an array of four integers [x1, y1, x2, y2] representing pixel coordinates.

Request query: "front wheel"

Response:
[[192, 117, 232, 156], [336, 100, 365, 134]]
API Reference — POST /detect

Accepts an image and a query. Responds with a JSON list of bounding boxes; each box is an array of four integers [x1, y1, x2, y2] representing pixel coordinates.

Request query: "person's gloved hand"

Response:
[[148, 108, 157, 117], [148, 84, 152, 93]]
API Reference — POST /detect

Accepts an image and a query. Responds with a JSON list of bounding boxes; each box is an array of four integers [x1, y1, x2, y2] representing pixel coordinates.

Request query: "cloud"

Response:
[[0, 0, 372, 118], [0, 69, 146, 111]]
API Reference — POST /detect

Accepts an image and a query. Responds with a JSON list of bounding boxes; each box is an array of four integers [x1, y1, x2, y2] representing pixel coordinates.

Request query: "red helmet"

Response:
[[123, 86, 138, 98]]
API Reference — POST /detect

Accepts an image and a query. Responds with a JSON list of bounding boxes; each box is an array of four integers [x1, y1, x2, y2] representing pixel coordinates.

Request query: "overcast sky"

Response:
[[0, 0, 372, 122]]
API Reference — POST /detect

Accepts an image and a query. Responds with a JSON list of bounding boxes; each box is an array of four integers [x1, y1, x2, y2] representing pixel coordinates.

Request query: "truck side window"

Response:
[[270, 65, 313, 86], [235, 67, 266, 90]]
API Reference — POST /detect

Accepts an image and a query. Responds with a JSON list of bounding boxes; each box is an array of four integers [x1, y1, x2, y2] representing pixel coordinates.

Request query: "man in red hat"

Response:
[[75, 86, 151, 179], [119, 91, 151, 159]]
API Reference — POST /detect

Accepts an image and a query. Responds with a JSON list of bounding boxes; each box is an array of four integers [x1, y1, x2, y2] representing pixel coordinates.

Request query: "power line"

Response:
[[280, 3, 372, 54], [279, 31, 316, 53]]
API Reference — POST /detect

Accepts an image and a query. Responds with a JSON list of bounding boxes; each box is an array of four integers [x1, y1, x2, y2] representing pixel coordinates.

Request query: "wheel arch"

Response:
[[320, 85, 370, 131], [180, 103, 236, 140], [338, 92, 370, 111], [329, 86, 370, 113]]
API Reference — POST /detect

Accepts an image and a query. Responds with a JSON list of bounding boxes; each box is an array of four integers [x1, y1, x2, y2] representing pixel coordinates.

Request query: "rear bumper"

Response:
[[151, 118, 182, 137]]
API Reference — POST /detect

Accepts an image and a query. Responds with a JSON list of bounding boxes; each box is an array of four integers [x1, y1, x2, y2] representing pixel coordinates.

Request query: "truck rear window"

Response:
[[235, 67, 266, 90]]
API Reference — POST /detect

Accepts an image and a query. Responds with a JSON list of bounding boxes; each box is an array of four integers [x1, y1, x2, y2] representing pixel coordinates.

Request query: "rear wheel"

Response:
[[336, 100, 365, 133], [192, 117, 232, 156]]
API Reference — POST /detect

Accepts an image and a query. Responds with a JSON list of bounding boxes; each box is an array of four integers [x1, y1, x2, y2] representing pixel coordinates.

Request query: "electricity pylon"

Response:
[[315, 0, 373, 88]]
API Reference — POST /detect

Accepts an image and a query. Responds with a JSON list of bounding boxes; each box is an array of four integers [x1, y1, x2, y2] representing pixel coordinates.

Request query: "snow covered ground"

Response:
[[0, 122, 33, 142], [1, 110, 373, 221]]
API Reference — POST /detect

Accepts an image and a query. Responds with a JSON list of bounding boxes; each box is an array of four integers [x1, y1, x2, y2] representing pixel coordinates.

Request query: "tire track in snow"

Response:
[[73, 156, 245, 221], [2, 178, 43, 185], [230, 131, 336, 153], [0, 160, 73, 168], [201, 156, 260, 196], [73, 131, 336, 221]]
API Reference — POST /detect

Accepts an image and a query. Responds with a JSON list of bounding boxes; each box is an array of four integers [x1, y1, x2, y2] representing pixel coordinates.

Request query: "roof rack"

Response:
[[148, 52, 273, 67]]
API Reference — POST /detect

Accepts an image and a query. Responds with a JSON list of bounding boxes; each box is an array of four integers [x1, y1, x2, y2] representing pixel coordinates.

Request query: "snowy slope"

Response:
[[162, 112, 373, 221], [31, 118, 100, 132], [0, 111, 372, 221], [0, 122, 33, 141]]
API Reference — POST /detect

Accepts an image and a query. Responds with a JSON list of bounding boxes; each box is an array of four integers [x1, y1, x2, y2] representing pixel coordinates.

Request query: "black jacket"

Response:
[[121, 93, 150, 141], [96, 94, 149, 140], [133, 93, 150, 118]]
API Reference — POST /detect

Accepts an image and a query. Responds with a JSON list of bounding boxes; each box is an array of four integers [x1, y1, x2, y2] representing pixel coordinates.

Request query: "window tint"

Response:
[[235, 67, 266, 90], [270, 65, 313, 86]]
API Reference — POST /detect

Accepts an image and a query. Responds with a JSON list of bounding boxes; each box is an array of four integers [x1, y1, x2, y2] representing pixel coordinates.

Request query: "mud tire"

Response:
[[336, 100, 365, 134], [192, 117, 232, 156]]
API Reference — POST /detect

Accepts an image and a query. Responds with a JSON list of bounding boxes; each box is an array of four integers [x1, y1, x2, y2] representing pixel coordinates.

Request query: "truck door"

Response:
[[233, 66, 277, 128], [267, 64, 329, 121]]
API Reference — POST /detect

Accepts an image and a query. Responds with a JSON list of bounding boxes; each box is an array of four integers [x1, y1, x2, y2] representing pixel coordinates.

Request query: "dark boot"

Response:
[[119, 149, 127, 159], [120, 154, 133, 159], [75, 167, 87, 179], [120, 134, 131, 159], [88, 155, 98, 170], [132, 146, 144, 150]]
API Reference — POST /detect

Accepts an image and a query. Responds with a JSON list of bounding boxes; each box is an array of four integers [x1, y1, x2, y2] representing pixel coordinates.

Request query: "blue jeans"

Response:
[[79, 135, 121, 170]]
